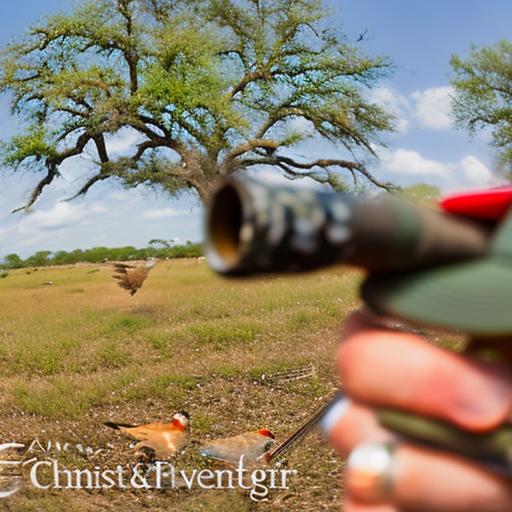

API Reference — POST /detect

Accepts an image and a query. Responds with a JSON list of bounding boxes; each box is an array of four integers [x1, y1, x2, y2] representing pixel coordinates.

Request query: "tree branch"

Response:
[[138, 114, 171, 138], [65, 173, 110, 202], [11, 161, 59, 213], [222, 138, 279, 171], [230, 69, 265, 97], [132, 139, 166, 161], [236, 154, 396, 191], [12, 132, 92, 212], [66, 137, 172, 201], [93, 134, 109, 163]]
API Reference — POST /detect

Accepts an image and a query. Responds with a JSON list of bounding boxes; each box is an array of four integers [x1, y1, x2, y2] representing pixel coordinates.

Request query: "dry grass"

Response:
[[0, 260, 460, 511]]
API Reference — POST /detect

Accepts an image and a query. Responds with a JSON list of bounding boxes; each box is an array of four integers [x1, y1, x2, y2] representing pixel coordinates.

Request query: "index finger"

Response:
[[337, 311, 512, 432]]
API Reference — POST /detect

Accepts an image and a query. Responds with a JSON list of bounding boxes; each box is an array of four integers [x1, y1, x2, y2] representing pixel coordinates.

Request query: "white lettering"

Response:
[[30, 460, 53, 490]]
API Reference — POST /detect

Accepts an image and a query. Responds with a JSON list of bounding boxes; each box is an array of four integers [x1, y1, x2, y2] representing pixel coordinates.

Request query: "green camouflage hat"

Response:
[[362, 207, 512, 336]]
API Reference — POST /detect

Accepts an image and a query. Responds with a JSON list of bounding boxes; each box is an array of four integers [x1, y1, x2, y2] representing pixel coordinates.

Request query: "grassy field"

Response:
[[0, 259, 366, 511]]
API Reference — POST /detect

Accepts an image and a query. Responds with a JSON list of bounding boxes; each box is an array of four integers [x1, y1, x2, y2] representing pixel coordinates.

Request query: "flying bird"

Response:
[[200, 429, 275, 464], [105, 411, 190, 460], [112, 258, 157, 296]]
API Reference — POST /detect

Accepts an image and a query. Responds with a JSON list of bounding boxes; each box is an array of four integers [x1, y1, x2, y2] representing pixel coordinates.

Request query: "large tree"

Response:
[[0, 0, 395, 211], [451, 41, 512, 177]]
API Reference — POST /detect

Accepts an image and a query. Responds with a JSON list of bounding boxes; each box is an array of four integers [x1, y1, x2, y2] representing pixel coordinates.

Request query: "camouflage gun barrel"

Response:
[[205, 175, 491, 275]]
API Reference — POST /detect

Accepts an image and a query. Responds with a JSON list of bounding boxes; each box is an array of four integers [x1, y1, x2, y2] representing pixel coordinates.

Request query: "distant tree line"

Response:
[[1, 241, 202, 269]]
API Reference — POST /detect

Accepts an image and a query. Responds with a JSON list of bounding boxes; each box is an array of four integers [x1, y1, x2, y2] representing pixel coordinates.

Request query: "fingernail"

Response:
[[320, 395, 350, 436], [449, 360, 512, 430], [346, 442, 395, 503]]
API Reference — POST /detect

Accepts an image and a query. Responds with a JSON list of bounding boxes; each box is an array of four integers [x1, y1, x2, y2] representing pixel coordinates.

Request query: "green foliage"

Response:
[[0, 0, 395, 210], [1, 242, 202, 269], [451, 41, 512, 177], [25, 250, 52, 267], [1, 126, 56, 170], [400, 183, 441, 204], [4, 253, 23, 268], [148, 238, 172, 248], [138, 23, 231, 119]]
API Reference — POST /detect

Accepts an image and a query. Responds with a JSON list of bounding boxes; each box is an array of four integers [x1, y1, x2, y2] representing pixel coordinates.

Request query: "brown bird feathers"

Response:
[[200, 429, 275, 464], [112, 258, 156, 295], [105, 412, 189, 459]]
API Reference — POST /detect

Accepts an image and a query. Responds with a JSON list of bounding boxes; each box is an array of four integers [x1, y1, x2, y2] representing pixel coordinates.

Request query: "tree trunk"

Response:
[[188, 166, 226, 204]]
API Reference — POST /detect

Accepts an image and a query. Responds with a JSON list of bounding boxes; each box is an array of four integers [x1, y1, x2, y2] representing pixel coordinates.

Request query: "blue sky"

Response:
[[0, 0, 510, 258]]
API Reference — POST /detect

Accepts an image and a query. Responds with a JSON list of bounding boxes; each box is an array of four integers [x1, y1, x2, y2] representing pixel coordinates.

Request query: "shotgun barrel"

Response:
[[205, 175, 491, 276]]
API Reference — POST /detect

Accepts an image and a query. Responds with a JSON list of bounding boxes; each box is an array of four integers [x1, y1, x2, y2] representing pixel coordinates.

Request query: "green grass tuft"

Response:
[[184, 320, 261, 348]]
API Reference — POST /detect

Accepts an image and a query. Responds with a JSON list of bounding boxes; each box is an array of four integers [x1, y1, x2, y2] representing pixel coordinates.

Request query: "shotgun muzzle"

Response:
[[205, 176, 491, 275]]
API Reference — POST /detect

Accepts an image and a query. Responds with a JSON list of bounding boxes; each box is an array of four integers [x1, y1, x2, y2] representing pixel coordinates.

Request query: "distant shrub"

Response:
[[1, 242, 203, 269]]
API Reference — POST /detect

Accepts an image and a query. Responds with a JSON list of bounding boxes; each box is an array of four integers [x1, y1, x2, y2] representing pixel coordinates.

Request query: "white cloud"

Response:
[[286, 117, 316, 137], [379, 148, 450, 177], [105, 127, 144, 156], [377, 147, 495, 189], [109, 189, 145, 202], [18, 201, 107, 233], [0, 200, 110, 253], [410, 86, 454, 130], [141, 207, 188, 219], [109, 191, 132, 201], [459, 155, 494, 185], [369, 85, 455, 132], [370, 87, 410, 133]]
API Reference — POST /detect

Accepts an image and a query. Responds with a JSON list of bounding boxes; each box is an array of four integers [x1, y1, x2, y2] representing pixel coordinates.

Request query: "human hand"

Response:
[[324, 310, 512, 512]]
